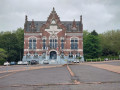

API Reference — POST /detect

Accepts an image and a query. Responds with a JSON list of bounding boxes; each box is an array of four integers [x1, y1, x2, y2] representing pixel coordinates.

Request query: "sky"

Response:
[[0, 0, 120, 33]]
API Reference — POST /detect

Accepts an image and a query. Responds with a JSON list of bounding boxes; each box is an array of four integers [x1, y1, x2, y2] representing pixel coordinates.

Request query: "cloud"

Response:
[[0, 0, 120, 33]]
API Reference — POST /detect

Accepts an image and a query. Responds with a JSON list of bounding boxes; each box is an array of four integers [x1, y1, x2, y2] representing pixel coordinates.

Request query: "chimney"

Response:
[[80, 15, 82, 23], [25, 15, 28, 22]]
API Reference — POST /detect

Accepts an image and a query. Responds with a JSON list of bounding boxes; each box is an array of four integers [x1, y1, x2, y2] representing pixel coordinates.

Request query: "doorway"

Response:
[[50, 51, 57, 59]]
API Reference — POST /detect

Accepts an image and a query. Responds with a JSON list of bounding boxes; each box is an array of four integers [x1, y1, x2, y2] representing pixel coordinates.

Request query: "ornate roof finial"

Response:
[[31, 19, 35, 28], [53, 7, 55, 11], [72, 19, 77, 28], [52, 7, 56, 13], [32, 19, 34, 25], [30, 19, 36, 32]]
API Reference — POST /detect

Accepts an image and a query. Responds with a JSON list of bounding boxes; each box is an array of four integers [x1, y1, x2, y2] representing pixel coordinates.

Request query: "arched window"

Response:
[[29, 38, 36, 49], [61, 37, 64, 49], [43, 39, 46, 49], [50, 38, 57, 49], [42, 37, 46, 50], [71, 38, 78, 49]]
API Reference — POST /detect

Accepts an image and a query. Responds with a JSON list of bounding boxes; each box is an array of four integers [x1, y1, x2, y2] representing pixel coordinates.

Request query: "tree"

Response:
[[0, 28, 24, 62], [0, 48, 7, 65], [91, 30, 98, 36], [0, 32, 19, 62], [100, 30, 120, 56], [84, 30, 101, 59], [15, 28, 24, 61]]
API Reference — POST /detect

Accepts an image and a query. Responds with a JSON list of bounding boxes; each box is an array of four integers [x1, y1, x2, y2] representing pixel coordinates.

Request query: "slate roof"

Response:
[[25, 21, 82, 32]]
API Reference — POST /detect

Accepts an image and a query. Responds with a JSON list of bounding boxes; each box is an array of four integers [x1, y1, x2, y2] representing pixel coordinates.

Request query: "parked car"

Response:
[[4, 62, 10, 66], [104, 58, 109, 61], [10, 61, 16, 65], [31, 60, 38, 65], [17, 61, 23, 65], [22, 61, 28, 65], [73, 60, 80, 63], [43, 60, 49, 64]]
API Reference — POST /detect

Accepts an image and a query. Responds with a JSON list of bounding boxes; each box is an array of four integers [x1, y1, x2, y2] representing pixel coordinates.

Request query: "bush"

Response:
[[86, 58, 104, 62], [0, 59, 6, 65], [0, 48, 7, 65]]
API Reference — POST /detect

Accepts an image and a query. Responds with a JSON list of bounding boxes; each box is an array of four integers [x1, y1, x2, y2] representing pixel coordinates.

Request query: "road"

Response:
[[0, 60, 120, 90]]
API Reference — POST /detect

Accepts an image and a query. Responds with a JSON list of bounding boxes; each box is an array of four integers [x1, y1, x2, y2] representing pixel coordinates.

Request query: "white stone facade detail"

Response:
[[45, 25, 62, 35]]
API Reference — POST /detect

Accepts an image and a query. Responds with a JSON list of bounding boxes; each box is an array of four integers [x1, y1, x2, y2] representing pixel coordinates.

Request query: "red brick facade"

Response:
[[23, 8, 83, 63]]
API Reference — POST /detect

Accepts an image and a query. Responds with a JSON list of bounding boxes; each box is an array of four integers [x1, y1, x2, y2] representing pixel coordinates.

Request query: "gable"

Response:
[[24, 8, 83, 33]]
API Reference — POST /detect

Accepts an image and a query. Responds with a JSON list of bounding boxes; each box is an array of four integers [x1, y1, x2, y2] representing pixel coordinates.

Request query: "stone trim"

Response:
[[24, 49, 83, 52], [63, 49, 83, 51], [24, 33, 42, 35], [24, 49, 43, 51], [24, 38, 82, 40], [66, 33, 83, 36]]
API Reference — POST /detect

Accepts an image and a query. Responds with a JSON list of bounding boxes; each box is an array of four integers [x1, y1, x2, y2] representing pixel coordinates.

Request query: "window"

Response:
[[33, 40, 36, 49], [29, 38, 36, 49], [43, 39, 46, 49], [42, 37, 47, 50], [50, 38, 57, 49], [61, 39, 64, 49], [71, 38, 78, 49]]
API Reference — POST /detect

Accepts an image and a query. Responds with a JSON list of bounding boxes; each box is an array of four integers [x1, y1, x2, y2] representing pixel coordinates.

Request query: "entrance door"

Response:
[[50, 51, 57, 59]]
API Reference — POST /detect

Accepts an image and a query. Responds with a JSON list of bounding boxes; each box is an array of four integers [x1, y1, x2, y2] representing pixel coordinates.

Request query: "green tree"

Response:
[[0, 32, 19, 62], [100, 30, 120, 56], [0, 28, 24, 62], [15, 28, 24, 61], [91, 30, 98, 36], [0, 48, 7, 65], [84, 30, 101, 59]]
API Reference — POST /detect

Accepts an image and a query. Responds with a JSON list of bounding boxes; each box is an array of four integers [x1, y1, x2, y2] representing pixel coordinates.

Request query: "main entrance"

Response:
[[50, 51, 57, 59]]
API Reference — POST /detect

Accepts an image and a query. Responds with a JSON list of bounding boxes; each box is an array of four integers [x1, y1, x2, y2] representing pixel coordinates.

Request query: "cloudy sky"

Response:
[[0, 0, 120, 33]]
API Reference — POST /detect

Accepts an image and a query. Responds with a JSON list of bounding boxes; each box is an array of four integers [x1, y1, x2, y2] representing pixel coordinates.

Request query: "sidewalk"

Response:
[[88, 64, 120, 74]]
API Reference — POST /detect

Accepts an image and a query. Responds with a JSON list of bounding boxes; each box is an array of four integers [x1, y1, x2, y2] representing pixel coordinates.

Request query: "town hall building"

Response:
[[22, 8, 84, 64]]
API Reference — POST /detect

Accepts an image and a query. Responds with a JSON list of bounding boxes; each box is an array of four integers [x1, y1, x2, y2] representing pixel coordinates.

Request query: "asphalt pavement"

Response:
[[0, 60, 120, 90], [69, 64, 120, 83]]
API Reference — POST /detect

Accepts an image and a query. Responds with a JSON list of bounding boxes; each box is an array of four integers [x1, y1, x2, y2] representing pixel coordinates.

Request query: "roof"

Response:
[[25, 21, 82, 32]]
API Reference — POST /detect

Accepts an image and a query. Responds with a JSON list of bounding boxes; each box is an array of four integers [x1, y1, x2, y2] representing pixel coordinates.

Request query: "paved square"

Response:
[[0, 61, 120, 90]]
